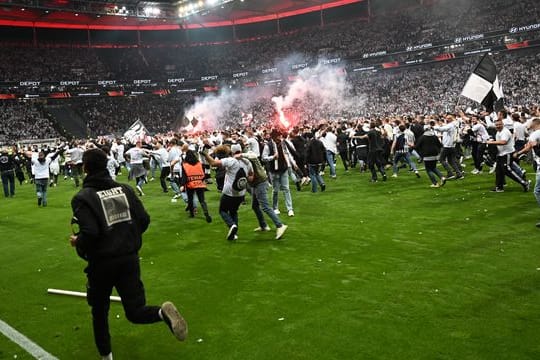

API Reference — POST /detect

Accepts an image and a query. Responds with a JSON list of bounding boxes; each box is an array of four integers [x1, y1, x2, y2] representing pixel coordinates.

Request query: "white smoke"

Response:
[[183, 56, 367, 131], [272, 61, 366, 127]]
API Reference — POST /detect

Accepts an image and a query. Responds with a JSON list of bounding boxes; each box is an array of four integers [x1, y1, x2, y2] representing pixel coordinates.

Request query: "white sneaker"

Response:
[[254, 226, 271, 232], [150, 177, 155, 181], [471, 168, 479, 175], [227, 224, 238, 240], [288, 210, 295, 217], [101, 353, 113, 360], [161, 301, 188, 341], [136, 185, 145, 196], [274, 209, 281, 215], [276, 224, 288, 240], [391, 174, 398, 178], [171, 198, 178, 203], [489, 165, 496, 174]]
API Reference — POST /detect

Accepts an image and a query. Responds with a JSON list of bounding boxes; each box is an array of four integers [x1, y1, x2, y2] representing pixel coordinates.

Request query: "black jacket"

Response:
[[416, 130, 442, 160], [305, 138, 326, 164], [71, 170, 150, 262]]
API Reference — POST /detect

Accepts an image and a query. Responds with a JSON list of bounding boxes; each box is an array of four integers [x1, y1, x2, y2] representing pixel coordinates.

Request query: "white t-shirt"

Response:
[[496, 127, 514, 156], [321, 132, 338, 154], [513, 122, 527, 141], [528, 129, 540, 165], [125, 147, 145, 165], [33, 158, 51, 179], [472, 123, 490, 143], [246, 137, 260, 157], [221, 157, 253, 197]]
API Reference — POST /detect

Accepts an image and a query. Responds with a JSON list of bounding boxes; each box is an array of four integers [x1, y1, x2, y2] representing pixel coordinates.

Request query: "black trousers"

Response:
[[367, 150, 386, 180], [159, 166, 170, 192], [439, 147, 462, 177], [86, 255, 161, 356], [187, 187, 209, 216], [471, 141, 486, 171], [495, 154, 527, 190]]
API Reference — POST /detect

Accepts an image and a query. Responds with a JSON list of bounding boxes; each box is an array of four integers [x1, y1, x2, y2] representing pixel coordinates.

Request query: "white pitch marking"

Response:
[[0, 318, 58, 359]]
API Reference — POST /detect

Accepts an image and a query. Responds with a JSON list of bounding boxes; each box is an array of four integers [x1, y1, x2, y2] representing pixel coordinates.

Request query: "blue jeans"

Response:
[[393, 152, 417, 174], [35, 178, 48, 205], [326, 150, 336, 177], [1, 170, 15, 197], [251, 181, 283, 228], [271, 171, 293, 212], [308, 164, 325, 192], [424, 160, 443, 184]]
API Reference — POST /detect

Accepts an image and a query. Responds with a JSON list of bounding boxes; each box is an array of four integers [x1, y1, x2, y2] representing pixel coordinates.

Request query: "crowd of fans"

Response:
[[1, 0, 539, 82], [0, 101, 61, 144], [0, 0, 539, 143], [0, 48, 538, 143]]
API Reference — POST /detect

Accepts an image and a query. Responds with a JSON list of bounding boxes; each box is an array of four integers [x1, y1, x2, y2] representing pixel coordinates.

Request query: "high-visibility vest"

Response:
[[183, 162, 206, 189]]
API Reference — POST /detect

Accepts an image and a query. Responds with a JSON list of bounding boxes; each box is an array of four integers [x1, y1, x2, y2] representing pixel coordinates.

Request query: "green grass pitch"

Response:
[[1, 162, 540, 359]]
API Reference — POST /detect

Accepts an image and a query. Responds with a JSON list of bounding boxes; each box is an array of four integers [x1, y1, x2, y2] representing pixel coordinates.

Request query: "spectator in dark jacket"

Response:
[[70, 148, 187, 360], [305, 132, 326, 193], [416, 122, 446, 187]]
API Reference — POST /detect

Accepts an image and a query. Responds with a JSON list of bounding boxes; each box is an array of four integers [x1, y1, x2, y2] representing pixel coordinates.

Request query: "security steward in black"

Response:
[[69, 148, 187, 359]]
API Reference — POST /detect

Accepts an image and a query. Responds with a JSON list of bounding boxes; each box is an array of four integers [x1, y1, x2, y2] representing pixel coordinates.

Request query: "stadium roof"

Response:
[[0, 0, 364, 30]]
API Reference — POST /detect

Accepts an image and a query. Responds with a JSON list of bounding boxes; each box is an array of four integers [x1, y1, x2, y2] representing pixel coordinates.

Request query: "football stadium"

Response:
[[1, 0, 540, 358]]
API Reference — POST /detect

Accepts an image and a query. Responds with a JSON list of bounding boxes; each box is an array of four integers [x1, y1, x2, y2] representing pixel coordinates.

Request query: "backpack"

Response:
[[232, 160, 248, 191], [247, 156, 268, 184]]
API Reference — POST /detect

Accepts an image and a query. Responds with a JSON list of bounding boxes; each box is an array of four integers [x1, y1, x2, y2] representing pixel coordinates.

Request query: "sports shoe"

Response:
[[101, 353, 113, 360], [205, 214, 212, 223], [430, 184, 440, 188], [471, 168, 479, 175], [440, 177, 447, 186], [391, 174, 398, 178], [254, 226, 271, 232], [227, 224, 238, 240], [446, 175, 456, 180], [274, 209, 281, 215], [161, 301, 187, 341], [536, 221, 540, 228], [456, 175, 465, 180], [415, 171, 420, 178], [321, 184, 326, 192], [288, 210, 295, 217], [171, 198, 178, 203], [382, 174, 387, 181], [491, 187, 504, 193], [489, 165, 496, 174], [523, 180, 531, 192], [136, 185, 145, 196], [37, 198, 42, 206], [276, 225, 288, 240]]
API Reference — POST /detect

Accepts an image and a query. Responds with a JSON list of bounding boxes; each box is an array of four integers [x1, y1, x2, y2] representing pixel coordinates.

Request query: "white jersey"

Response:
[[221, 157, 253, 197]]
